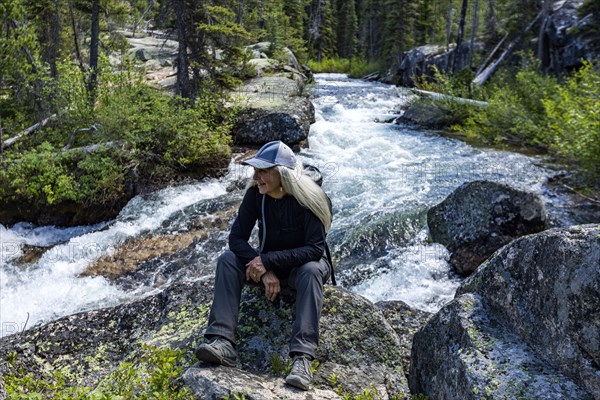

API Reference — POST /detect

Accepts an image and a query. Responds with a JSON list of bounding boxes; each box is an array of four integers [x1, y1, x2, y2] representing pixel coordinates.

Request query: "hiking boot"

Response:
[[195, 336, 238, 367], [285, 355, 313, 390]]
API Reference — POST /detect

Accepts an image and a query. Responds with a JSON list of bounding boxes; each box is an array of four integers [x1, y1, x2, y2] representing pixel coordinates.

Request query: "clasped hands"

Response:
[[246, 256, 280, 301]]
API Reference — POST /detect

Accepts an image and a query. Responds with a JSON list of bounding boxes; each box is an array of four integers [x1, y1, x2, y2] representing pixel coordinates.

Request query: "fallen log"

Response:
[[61, 141, 122, 155], [1, 114, 58, 151], [475, 32, 508, 76], [410, 88, 489, 107]]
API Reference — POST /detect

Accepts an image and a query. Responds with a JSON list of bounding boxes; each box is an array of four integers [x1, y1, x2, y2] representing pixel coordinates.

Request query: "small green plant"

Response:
[[223, 392, 248, 400], [4, 345, 193, 399], [269, 354, 292, 375], [328, 373, 386, 400], [410, 394, 431, 400]]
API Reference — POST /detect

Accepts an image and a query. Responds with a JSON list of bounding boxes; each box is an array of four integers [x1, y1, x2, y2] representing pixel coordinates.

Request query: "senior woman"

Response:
[[195, 140, 333, 391]]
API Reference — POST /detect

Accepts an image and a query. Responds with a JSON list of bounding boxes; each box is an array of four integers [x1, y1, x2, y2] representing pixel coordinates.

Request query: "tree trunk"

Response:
[[411, 88, 488, 107], [236, 0, 245, 25], [469, 0, 480, 68], [259, 0, 265, 29], [485, 0, 498, 41], [308, 0, 323, 61], [538, 0, 552, 72], [1, 115, 58, 151], [446, 6, 454, 52], [88, 0, 100, 95], [174, 0, 191, 99], [44, 0, 61, 78], [452, 0, 469, 73], [473, 9, 543, 85], [69, 1, 86, 73]]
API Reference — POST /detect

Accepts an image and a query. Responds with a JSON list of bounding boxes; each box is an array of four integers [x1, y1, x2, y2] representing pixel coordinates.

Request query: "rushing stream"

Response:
[[0, 74, 562, 338]]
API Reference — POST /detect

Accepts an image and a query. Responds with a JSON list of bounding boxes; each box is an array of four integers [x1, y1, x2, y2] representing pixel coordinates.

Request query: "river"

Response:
[[0, 73, 562, 338]]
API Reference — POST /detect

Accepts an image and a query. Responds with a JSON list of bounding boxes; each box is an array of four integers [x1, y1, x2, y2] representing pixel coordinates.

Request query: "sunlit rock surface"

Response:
[[410, 224, 600, 399], [427, 180, 547, 274]]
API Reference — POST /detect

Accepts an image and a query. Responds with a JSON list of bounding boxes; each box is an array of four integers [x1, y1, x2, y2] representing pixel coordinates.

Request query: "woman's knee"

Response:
[[297, 260, 326, 279], [216, 251, 244, 274], [217, 250, 236, 265]]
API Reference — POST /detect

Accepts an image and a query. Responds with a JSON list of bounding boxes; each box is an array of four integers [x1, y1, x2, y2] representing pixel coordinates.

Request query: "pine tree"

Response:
[[26, 0, 61, 78], [171, 0, 251, 99], [336, 0, 357, 58], [0, 0, 43, 113], [282, 0, 309, 62], [414, 0, 434, 45], [307, 0, 336, 61], [357, 0, 377, 59], [382, 0, 417, 68], [452, 0, 468, 73]]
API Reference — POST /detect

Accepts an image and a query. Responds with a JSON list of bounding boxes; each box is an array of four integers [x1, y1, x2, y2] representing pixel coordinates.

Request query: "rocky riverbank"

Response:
[[2, 177, 599, 399]]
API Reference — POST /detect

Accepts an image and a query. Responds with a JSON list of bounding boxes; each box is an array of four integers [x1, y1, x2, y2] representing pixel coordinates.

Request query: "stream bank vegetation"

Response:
[[413, 55, 600, 189], [3, 345, 194, 399]]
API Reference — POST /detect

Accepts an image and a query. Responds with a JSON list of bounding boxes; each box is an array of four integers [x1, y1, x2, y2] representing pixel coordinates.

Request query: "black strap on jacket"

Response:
[[325, 242, 336, 285]]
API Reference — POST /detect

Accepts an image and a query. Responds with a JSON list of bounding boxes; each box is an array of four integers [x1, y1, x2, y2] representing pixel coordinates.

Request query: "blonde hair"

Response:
[[247, 162, 332, 232]]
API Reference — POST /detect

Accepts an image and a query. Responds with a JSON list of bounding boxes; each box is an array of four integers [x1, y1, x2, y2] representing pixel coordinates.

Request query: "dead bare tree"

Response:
[[469, 0, 480, 68], [473, 9, 543, 85], [452, 0, 469, 73]]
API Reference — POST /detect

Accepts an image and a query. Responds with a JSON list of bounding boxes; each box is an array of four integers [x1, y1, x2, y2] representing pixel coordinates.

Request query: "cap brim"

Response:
[[241, 157, 277, 169]]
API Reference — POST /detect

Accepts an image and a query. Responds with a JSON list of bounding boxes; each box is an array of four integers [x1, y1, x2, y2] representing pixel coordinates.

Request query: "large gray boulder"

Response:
[[396, 99, 456, 128], [410, 224, 600, 399], [183, 366, 342, 399], [246, 42, 301, 72], [0, 280, 409, 399], [427, 180, 547, 274], [376, 301, 432, 379], [543, 0, 600, 71], [234, 74, 315, 146]]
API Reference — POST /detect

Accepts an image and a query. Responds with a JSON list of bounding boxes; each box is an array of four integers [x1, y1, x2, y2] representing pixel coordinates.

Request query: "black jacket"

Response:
[[229, 186, 327, 279]]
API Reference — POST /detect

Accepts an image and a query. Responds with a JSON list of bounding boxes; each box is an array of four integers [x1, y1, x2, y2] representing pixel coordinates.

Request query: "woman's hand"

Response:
[[261, 271, 280, 301], [246, 256, 267, 283]]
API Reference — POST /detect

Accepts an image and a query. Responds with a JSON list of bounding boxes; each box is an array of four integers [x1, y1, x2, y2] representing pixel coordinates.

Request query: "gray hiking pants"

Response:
[[204, 250, 330, 358]]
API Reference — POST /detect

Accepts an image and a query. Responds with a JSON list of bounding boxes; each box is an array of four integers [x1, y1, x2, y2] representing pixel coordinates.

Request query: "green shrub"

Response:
[[544, 61, 600, 172], [454, 56, 559, 147], [0, 58, 234, 215], [308, 57, 383, 78], [412, 55, 599, 180], [4, 345, 193, 400], [0, 142, 78, 205]]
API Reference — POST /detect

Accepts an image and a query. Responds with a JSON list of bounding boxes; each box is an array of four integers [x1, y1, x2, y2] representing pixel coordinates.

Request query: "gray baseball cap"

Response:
[[242, 141, 297, 169]]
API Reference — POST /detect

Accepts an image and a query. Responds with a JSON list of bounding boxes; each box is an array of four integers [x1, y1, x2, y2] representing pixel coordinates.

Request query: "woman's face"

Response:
[[253, 167, 283, 197]]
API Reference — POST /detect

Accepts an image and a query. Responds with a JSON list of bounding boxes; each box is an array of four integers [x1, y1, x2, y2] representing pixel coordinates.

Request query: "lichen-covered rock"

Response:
[[0, 280, 214, 389], [427, 180, 547, 274], [184, 365, 342, 400], [234, 74, 315, 146], [410, 224, 600, 399], [194, 285, 410, 399], [410, 293, 593, 400], [396, 99, 456, 128], [376, 300, 432, 378], [246, 42, 301, 72], [459, 224, 600, 398]]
